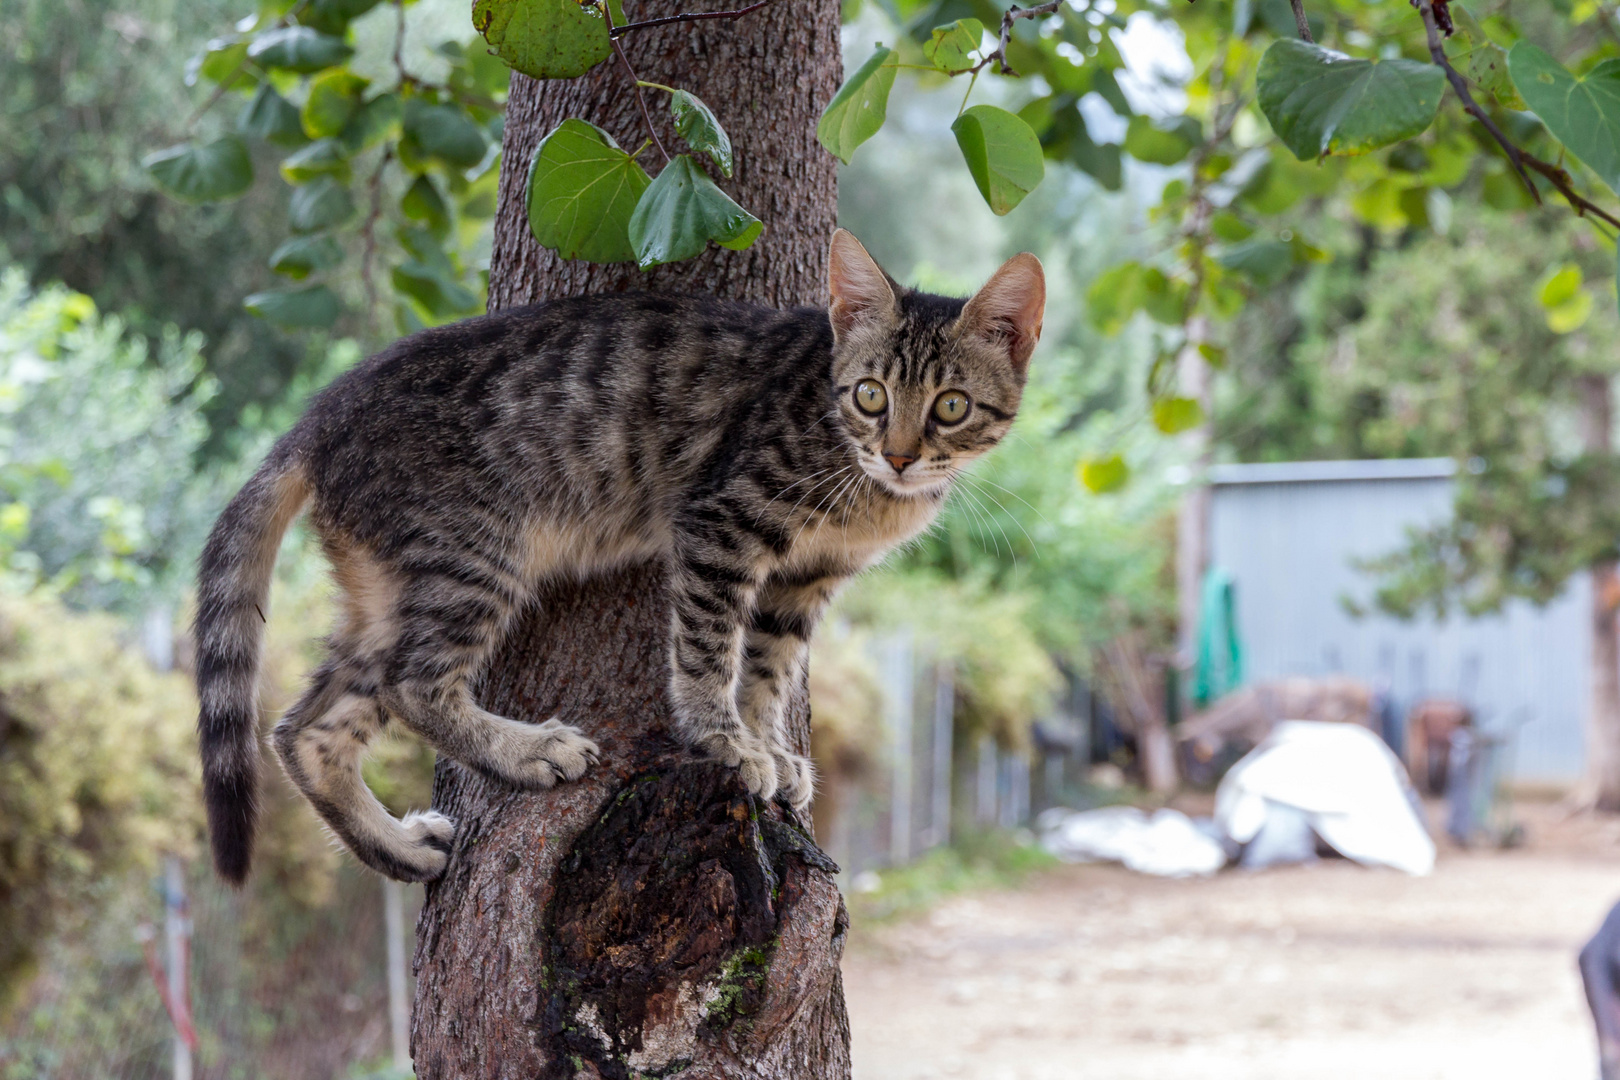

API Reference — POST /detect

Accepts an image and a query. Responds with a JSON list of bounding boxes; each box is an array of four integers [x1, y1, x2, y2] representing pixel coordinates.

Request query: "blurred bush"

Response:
[[0, 594, 198, 1008]]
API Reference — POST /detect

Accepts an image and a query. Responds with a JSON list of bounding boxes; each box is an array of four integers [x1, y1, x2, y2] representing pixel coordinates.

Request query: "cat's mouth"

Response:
[[859, 454, 955, 497]]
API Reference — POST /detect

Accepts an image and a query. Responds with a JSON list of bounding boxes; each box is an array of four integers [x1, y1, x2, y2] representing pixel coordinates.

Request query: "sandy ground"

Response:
[[843, 801, 1620, 1080]]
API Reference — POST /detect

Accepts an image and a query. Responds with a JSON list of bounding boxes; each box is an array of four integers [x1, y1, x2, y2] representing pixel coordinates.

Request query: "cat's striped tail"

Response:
[[194, 454, 309, 885]]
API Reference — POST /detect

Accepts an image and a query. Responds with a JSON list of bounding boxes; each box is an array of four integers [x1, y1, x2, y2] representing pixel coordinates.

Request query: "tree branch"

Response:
[[1289, 0, 1315, 42], [603, 4, 669, 164], [1412, 0, 1620, 232], [610, 0, 778, 38], [987, 0, 1065, 78]]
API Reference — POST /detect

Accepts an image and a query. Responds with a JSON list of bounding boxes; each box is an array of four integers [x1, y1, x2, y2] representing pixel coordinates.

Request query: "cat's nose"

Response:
[[883, 452, 916, 474]]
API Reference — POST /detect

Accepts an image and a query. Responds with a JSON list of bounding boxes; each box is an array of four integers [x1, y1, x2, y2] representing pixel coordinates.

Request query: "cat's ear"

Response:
[[958, 253, 1046, 373], [828, 229, 898, 339]]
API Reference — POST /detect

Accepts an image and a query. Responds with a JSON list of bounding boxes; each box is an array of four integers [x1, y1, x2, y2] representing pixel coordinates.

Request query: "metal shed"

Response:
[[1207, 458, 1589, 784]]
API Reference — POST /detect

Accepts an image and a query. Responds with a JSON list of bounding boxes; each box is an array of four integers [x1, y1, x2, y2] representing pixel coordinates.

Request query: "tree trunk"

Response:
[[410, 8, 849, 1076], [1579, 375, 1620, 812]]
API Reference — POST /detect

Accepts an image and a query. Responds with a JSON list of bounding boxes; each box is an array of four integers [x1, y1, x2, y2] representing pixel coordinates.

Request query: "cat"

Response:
[[194, 229, 1045, 884]]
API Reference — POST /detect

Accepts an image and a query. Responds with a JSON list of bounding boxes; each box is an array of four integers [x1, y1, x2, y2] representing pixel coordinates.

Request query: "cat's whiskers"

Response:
[[800, 468, 864, 547], [757, 464, 845, 521], [787, 465, 857, 550], [956, 474, 1040, 557], [944, 482, 999, 558], [953, 482, 1018, 566]]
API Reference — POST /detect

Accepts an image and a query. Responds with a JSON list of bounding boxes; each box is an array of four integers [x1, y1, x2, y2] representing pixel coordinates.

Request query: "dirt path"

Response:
[[843, 804, 1620, 1080]]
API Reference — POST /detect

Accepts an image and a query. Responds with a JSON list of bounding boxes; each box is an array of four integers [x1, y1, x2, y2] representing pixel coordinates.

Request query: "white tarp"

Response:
[[1037, 805, 1229, 878], [1216, 720, 1436, 876]]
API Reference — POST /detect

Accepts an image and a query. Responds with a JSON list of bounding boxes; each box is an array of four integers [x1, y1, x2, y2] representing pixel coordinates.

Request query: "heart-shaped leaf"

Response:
[[1509, 42, 1620, 196], [245, 285, 343, 328], [526, 118, 651, 263], [302, 70, 368, 138], [951, 104, 1045, 215], [816, 46, 898, 165], [238, 84, 308, 147], [1445, 6, 1524, 110], [186, 37, 249, 88], [246, 26, 354, 73], [280, 138, 351, 184], [1078, 454, 1129, 494], [1152, 396, 1205, 435], [1123, 115, 1194, 166], [472, 0, 611, 80], [288, 176, 356, 233], [339, 93, 403, 153], [628, 154, 762, 269], [393, 262, 480, 317], [1257, 39, 1444, 160], [269, 235, 345, 279], [669, 90, 733, 177], [924, 18, 983, 74], [402, 100, 489, 169], [143, 137, 254, 202], [302, 0, 384, 36], [403, 175, 452, 240]]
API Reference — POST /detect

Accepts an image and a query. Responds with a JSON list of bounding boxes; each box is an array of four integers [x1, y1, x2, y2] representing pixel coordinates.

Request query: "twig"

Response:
[[1412, 0, 1620, 231], [1288, 0, 1314, 42], [610, 0, 778, 38], [359, 146, 394, 341], [603, 4, 669, 164], [987, 0, 1065, 77]]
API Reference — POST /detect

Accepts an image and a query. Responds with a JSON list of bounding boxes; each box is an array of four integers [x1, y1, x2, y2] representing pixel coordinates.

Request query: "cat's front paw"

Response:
[[699, 733, 780, 802], [496, 718, 600, 789], [772, 748, 817, 811]]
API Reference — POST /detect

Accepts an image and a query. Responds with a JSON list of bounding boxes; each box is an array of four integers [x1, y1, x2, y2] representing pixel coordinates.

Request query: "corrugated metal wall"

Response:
[[1208, 461, 1589, 783]]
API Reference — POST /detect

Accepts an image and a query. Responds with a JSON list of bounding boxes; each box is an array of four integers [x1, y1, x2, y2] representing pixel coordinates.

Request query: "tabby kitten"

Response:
[[195, 230, 1045, 883]]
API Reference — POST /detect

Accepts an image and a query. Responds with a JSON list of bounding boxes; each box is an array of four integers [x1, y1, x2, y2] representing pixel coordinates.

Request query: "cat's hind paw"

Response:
[[700, 733, 780, 803], [772, 749, 817, 811], [394, 809, 456, 881]]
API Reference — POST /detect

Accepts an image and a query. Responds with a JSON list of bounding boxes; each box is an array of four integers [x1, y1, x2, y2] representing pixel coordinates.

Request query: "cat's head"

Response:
[[826, 229, 1045, 498]]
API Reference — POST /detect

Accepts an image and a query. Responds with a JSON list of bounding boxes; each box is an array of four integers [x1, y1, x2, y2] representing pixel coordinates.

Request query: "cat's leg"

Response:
[[272, 654, 455, 881], [379, 563, 598, 791], [666, 531, 776, 799], [739, 567, 844, 810]]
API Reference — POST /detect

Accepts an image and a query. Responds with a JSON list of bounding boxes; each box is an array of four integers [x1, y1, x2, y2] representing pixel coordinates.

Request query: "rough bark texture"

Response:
[[411, 6, 850, 1077], [1579, 375, 1620, 812]]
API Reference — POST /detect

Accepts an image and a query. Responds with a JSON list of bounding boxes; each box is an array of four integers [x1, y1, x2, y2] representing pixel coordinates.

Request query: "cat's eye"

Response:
[[933, 390, 971, 424], [854, 379, 888, 415]]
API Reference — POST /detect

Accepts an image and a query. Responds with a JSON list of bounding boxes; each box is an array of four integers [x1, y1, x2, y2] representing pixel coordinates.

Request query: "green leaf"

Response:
[[1210, 211, 1255, 243], [238, 84, 308, 148], [340, 93, 403, 153], [393, 262, 480, 317], [1086, 261, 1144, 335], [1078, 454, 1128, 494], [1547, 290, 1593, 334], [1509, 43, 1620, 196], [402, 100, 489, 169], [288, 176, 356, 233], [302, 0, 384, 36], [1216, 238, 1294, 286], [1257, 39, 1445, 160], [1123, 115, 1194, 166], [1197, 342, 1227, 369], [246, 26, 354, 73], [1539, 263, 1582, 308], [471, 0, 611, 80], [303, 70, 368, 139], [244, 285, 343, 328], [143, 137, 254, 203], [1152, 396, 1205, 435], [669, 90, 734, 178], [951, 104, 1045, 215], [269, 235, 344, 279], [1138, 267, 1187, 325], [403, 175, 453, 241], [816, 46, 898, 165], [280, 138, 352, 184], [924, 18, 983, 74], [628, 154, 762, 270], [1445, 5, 1524, 111], [186, 38, 248, 88], [526, 118, 651, 263]]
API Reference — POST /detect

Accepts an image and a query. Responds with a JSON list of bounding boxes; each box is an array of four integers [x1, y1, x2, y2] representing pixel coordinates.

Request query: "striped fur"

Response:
[[194, 231, 1044, 883]]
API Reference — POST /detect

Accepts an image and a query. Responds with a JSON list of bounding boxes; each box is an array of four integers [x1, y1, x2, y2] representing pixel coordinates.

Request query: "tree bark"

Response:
[[1579, 375, 1620, 812], [410, 7, 849, 1077]]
